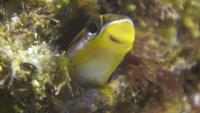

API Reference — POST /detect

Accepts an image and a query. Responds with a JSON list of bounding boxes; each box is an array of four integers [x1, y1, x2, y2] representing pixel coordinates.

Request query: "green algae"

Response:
[[0, 0, 200, 113]]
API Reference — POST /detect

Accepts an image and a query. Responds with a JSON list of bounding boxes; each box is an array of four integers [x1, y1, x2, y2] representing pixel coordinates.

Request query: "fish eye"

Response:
[[86, 17, 101, 34], [85, 17, 101, 40], [87, 22, 99, 34]]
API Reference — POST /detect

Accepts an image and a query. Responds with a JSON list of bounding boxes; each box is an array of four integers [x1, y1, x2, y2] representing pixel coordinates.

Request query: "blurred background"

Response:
[[0, 0, 200, 113]]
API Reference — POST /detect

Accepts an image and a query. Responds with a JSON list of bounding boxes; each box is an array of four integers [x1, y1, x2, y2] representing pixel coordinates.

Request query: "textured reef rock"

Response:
[[0, 0, 200, 113]]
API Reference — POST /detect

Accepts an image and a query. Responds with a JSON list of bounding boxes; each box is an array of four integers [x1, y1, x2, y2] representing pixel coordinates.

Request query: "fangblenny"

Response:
[[67, 14, 135, 86]]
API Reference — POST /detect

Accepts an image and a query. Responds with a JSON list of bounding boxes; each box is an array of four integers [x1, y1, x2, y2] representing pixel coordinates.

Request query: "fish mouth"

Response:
[[104, 19, 135, 44], [109, 35, 122, 43]]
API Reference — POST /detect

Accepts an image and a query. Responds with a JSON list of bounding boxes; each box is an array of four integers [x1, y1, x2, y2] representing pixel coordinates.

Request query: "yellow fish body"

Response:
[[67, 14, 135, 86]]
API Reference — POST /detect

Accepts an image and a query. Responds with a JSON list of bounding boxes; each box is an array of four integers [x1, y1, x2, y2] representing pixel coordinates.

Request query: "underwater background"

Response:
[[0, 0, 200, 113]]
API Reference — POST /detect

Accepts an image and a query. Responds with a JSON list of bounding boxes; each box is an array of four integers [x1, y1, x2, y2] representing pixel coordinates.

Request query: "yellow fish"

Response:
[[67, 14, 135, 86]]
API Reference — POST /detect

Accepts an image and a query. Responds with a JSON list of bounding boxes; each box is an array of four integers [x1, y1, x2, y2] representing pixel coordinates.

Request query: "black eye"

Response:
[[87, 22, 99, 34], [86, 16, 101, 34], [85, 17, 101, 40]]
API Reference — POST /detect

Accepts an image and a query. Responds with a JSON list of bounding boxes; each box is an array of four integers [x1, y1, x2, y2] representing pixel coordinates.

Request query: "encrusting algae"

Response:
[[0, 0, 200, 113]]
